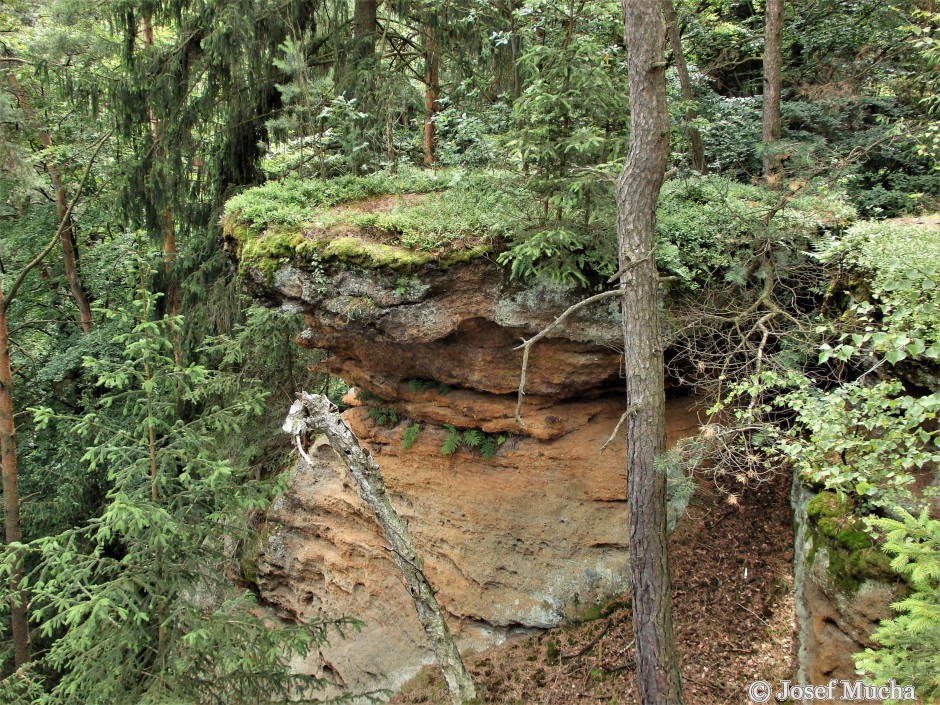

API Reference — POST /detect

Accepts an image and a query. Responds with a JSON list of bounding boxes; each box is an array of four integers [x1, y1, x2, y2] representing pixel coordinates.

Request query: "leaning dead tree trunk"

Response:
[[618, 0, 685, 703], [284, 393, 476, 705]]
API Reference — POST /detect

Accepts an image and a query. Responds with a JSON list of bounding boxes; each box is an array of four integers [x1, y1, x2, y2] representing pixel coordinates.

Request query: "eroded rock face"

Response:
[[792, 480, 904, 703], [258, 400, 701, 696], [248, 255, 700, 695], [261, 259, 625, 404]]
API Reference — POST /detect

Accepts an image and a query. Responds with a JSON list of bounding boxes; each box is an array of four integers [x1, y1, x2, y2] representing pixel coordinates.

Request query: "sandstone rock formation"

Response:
[[792, 480, 905, 703], [236, 225, 702, 695], [260, 399, 700, 695]]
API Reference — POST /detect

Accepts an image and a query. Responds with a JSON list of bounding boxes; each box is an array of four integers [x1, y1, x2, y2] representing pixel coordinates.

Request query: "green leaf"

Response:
[[480, 437, 498, 460], [441, 425, 461, 455], [402, 423, 421, 450], [885, 349, 908, 364], [463, 429, 483, 447]]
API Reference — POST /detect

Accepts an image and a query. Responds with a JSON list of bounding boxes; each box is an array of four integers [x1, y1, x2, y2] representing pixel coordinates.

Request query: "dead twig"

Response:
[[563, 619, 612, 660], [514, 288, 623, 426], [599, 404, 638, 452]]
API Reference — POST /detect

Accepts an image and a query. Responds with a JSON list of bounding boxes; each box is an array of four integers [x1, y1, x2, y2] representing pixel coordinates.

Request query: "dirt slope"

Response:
[[391, 473, 795, 705]]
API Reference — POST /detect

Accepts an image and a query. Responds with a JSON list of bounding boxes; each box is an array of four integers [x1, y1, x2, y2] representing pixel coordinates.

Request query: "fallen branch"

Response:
[[599, 639, 636, 673], [564, 618, 612, 660], [599, 404, 638, 452]]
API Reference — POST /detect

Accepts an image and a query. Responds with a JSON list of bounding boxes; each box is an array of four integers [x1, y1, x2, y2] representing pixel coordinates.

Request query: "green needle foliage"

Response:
[[0, 281, 355, 704], [855, 509, 940, 700]]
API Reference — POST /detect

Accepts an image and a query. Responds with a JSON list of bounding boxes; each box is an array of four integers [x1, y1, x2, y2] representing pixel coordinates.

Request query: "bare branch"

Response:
[[513, 288, 623, 426], [599, 405, 638, 452]]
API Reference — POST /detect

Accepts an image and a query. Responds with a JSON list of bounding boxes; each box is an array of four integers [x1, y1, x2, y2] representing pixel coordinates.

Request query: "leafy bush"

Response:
[[697, 95, 762, 178], [773, 376, 940, 511], [224, 167, 456, 232], [823, 221, 940, 358], [655, 175, 855, 287], [1, 296, 354, 704], [226, 169, 531, 259], [433, 99, 512, 169]]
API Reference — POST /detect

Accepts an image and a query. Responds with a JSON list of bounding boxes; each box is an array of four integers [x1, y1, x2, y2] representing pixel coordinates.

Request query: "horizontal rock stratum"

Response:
[[226, 189, 701, 696]]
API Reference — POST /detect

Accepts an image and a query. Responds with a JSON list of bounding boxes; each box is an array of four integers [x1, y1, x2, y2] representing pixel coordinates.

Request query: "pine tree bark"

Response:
[[762, 0, 784, 187], [0, 131, 105, 670], [0, 133, 105, 670], [284, 394, 476, 705], [6, 72, 94, 333], [661, 0, 706, 174], [618, 0, 684, 703], [422, 22, 440, 165], [0, 288, 29, 668]]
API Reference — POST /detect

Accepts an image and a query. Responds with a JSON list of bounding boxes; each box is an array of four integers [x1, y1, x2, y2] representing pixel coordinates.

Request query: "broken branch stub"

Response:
[[283, 393, 477, 705]]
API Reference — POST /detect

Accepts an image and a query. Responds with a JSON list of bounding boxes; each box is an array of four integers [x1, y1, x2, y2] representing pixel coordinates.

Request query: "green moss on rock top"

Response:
[[223, 168, 529, 275], [807, 491, 895, 594], [223, 168, 860, 282]]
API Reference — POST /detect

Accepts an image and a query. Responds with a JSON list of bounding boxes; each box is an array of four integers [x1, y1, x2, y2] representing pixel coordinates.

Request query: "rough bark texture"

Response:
[[284, 394, 477, 705], [618, 1, 684, 703], [422, 23, 440, 166], [762, 0, 784, 187], [661, 0, 706, 174], [0, 289, 29, 667], [0, 130, 104, 672], [6, 71, 94, 333], [354, 0, 379, 61]]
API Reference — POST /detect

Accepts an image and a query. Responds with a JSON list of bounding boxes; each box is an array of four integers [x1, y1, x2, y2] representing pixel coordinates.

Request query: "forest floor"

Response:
[[390, 472, 795, 705]]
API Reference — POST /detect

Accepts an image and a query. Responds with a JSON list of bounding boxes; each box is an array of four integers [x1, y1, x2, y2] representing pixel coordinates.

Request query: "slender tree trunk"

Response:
[[618, 1, 684, 703], [762, 0, 784, 187], [422, 22, 440, 166], [0, 136, 105, 670], [661, 0, 706, 174], [0, 291, 29, 668], [6, 72, 94, 332], [285, 395, 476, 705], [140, 15, 182, 360]]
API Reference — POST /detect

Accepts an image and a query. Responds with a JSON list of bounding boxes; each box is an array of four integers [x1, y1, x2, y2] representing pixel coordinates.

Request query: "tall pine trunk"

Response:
[[661, 0, 706, 174], [618, 0, 684, 702], [0, 130, 104, 671], [140, 14, 182, 360], [762, 0, 784, 187], [354, 0, 378, 61], [0, 288, 29, 668]]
